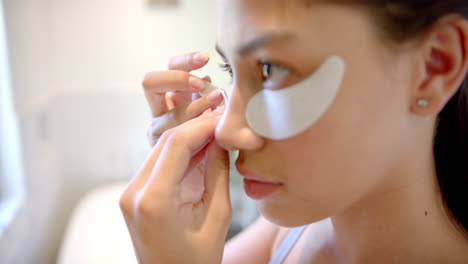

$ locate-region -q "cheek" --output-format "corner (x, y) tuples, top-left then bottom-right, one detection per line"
(288, 62), (404, 179)
(260, 66), (408, 225)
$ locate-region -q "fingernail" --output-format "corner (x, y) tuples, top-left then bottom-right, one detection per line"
(189, 76), (205, 91)
(207, 89), (221, 103)
(194, 52), (209, 64)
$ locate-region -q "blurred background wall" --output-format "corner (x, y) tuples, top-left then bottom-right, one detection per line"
(0, 0), (256, 263)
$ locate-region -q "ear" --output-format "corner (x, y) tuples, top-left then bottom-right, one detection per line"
(411, 15), (468, 116)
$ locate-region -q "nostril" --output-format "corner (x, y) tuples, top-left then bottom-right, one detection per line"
(214, 88), (265, 151)
(217, 140), (238, 152)
(215, 124), (264, 151)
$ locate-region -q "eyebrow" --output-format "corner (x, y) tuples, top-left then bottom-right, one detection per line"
(216, 32), (296, 59)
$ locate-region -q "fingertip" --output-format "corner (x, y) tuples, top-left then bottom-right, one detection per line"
(207, 89), (222, 103)
(193, 52), (210, 65)
(168, 52), (208, 71)
(202, 75), (212, 83)
(189, 76), (206, 91)
(141, 71), (154, 88)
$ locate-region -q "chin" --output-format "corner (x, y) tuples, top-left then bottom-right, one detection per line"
(257, 200), (330, 228)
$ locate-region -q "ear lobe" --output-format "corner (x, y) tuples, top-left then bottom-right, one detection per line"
(412, 17), (468, 116)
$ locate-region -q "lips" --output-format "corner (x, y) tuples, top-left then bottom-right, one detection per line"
(235, 164), (282, 200)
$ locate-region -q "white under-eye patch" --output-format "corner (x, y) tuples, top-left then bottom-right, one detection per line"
(245, 56), (346, 140)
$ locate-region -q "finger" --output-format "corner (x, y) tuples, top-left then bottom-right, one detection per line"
(179, 148), (209, 203)
(204, 141), (232, 231)
(185, 146), (208, 178)
(170, 91), (193, 107)
(126, 137), (168, 192)
(205, 142), (230, 198)
(202, 75), (212, 83)
(131, 111), (216, 191)
(171, 76), (214, 106)
(148, 111), (222, 189)
(143, 71), (207, 116)
(147, 89), (225, 144)
(168, 52), (210, 72)
(202, 148), (232, 243)
(143, 70), (206, 93)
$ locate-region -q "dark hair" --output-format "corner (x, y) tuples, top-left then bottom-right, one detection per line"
(365, 1), (468, 236)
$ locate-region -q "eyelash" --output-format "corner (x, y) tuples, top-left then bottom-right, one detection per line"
(219, 62), (233, 77)
(218, 61), (289, 88)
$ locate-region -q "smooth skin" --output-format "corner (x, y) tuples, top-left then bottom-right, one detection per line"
(120, 1), (468, 263)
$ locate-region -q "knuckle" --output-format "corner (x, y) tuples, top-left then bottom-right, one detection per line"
(158, 129), (172, 143)
(135, 197), (154, 218)
(141, 72), (152, 88)
(165, 129), (187, 147)
(141, 70), (163, 89)
(134, 194), (167, 221)
(119, 189), (134, 215)
(119, 183), (168, 221)
(158, 124), (189, 148)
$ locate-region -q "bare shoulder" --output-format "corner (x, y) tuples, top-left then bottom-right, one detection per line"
(222, 216), (281, 264)
(222, 217), (333, 264)
(272, 218), (332, 253)
(271, 219), (334, 263)
(272, 226), (294, 255)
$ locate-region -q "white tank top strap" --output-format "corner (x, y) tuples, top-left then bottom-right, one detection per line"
(268, 225), (308, 264)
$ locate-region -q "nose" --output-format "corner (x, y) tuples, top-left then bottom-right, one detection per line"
(215, 84), (264, 151)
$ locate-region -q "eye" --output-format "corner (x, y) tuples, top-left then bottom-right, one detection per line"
(219, 62), (233, 78)
(261, 62), (290, 89)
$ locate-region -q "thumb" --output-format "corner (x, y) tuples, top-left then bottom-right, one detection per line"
(204, 141), (232, 230)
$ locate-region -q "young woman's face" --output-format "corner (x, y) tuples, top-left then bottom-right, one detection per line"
(215, 0), (417, 226)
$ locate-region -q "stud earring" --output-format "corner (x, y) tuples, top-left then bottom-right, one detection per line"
(417, 98), (429, 108)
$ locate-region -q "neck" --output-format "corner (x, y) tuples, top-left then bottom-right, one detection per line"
(329, 140), (468, 263)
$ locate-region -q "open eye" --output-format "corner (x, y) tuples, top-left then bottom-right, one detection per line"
(261, 62), (290, 89)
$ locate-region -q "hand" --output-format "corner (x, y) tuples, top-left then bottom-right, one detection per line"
(143, 52), (225, 146)
(120, 109), (232, 264)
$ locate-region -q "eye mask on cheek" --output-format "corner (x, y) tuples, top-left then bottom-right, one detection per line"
(245, 56), (346, 140)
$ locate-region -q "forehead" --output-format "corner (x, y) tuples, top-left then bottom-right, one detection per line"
(216, 0), (305, 19)
(214, 0), (366, 60)
(215, 0), (309, 55)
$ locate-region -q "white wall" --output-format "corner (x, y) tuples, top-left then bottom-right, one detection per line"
(0, 0), (24, 232)
(0, 0), (254, 263)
